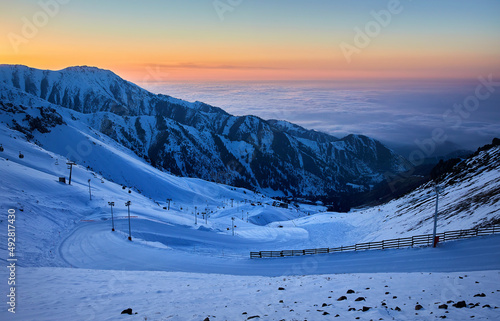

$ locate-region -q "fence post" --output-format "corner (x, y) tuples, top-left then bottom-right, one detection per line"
(382, 240), (385, 250)
(411, 236), (414, 247)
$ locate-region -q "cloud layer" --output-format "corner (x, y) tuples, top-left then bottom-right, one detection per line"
(146, 80), (500, 156)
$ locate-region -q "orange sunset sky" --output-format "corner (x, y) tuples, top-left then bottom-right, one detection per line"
(2, 0), (500, 83)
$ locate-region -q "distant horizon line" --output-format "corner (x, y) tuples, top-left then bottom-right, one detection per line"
(1, 63), (490, 87)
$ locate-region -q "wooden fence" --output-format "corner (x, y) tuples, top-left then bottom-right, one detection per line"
(250, 224), (500, 259)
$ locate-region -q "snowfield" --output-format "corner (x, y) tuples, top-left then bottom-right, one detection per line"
(9, 267), (500, 321)
(0, 111), (499, 320)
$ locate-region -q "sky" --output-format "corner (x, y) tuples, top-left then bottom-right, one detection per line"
(1, 0), (500, 153)
(2, 0), (500, 82)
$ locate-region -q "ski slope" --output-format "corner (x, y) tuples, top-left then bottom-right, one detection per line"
(4, 243), (500, 321)
(59, 221), (500, 275)
(0, 117), (499, 320)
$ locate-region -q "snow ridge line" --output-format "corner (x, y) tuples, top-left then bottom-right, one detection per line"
(250, 224), (500, 258)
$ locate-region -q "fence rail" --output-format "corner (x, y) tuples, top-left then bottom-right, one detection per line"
(250, 224), (500, 259)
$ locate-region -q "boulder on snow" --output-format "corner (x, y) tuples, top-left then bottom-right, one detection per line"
(121, 308), (133, 315)
(452, 301), (467, 308)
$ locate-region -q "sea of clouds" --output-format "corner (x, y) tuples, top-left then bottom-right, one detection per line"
(145, 79), (500, 157)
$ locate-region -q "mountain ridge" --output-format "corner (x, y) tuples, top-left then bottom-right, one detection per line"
(0, 64), (410, 200)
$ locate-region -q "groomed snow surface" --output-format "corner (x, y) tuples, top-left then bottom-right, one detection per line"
(11, 267), (500, 321)
(0, 123), (499, 320)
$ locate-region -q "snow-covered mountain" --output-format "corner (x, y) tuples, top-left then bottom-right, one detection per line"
(0, 65), (410, 198)
(0, 106), (497, 268)
(357, 140), (500, 240)
(0, 100), (499, 320)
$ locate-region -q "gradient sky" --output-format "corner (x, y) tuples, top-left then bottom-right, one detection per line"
(2, 0), (500, 82)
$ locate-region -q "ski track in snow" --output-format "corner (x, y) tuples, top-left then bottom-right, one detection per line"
(56, 219), (500, 276)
